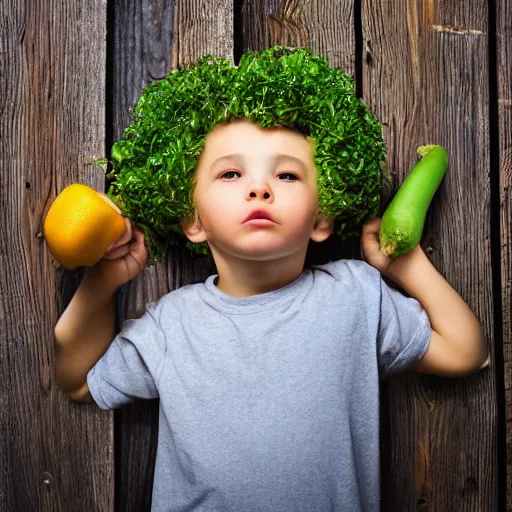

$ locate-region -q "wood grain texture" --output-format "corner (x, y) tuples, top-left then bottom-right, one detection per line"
(363, 0), (497, 510)
(110, 0), (230, 510)
(241, 0), (360, 266)
(0, 0), (111, 511)
(241, 0), (355, 75)
(496, 0), (512, 508)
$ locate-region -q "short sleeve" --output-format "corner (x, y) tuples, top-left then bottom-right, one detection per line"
(87, 301), (166, 409)
(377, 278), (431, 378)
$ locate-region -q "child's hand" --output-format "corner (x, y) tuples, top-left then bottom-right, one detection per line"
(361, 217), (423, 278)
(361, 217), (392, 274)
(94, 216), (149, 289)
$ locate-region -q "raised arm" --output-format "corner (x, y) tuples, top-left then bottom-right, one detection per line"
(55, 266), (119, 400)
(362, 218), (489, 376)
(54, 222), (148, 400)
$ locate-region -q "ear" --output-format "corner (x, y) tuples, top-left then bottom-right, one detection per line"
(310, 215), (334, 243)
(179, 210), (207, 243)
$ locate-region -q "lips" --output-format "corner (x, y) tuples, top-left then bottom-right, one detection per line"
(243, 209), (275, 223)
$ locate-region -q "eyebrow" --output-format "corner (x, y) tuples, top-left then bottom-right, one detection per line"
(209, 153), (309, 172)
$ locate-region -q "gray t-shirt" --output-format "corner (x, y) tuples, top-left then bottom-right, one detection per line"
(87, 259), (431, 512)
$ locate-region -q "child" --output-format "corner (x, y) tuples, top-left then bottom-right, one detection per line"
(54, 50), (488, 512)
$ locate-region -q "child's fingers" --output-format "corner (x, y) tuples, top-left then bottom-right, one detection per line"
(361, 217), (389, 268)
(361, 217), (380, 248)
(129, 228), (148, 263)
(362, 237), (383, 263)
(106, 218), (133, 252)
(102, 242), (132, 260)
(361, 216), (381, 237)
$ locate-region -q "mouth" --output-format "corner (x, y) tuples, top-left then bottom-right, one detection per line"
(243, 209), (275, 223)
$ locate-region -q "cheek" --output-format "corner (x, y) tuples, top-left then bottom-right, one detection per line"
(285, 187), (318, 218)
(196, 186), (239, 227)
(209, 192), (239, 216)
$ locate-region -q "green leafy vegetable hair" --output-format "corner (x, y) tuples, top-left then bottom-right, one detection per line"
(106, 45), (387, 263)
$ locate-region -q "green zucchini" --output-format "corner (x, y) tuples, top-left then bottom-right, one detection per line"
(379, 145), (448, 257)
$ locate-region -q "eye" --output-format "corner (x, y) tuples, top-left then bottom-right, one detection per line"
(219, 170), (241, 179)
(278, 172), (298, 181)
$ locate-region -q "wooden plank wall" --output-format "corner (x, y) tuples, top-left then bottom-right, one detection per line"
(497, 0), (512, 508)
(1, 0), (507, 510)
(0, 1), (113, 510)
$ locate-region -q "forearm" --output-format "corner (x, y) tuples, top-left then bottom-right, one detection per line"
(385, 246), (488, 366)
(54, 266), (118, 395)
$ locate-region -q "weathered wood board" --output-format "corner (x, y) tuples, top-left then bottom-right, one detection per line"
(497, 0), (512, 509)
(363, 0), (497, 510)
(241, 0), (355, 74)
(0, 0), (112, 511)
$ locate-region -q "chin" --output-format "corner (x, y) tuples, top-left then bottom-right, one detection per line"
(217, 240), (306, 262)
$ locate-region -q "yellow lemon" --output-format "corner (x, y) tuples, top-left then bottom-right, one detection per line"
(44, 184), (127, 269)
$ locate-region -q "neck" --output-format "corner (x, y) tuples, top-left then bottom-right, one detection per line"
(210, 247), (308, 298)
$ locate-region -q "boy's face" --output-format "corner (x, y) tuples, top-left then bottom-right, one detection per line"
(181, 118), (332, 261)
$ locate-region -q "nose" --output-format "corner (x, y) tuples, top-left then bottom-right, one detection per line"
(246, 180), (273, 202)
